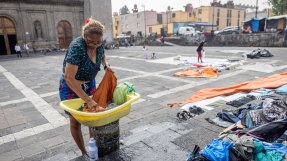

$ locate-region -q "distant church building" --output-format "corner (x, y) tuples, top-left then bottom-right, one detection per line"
(0, 0), (112, 55)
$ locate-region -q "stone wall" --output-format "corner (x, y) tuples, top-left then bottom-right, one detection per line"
(212, 33), (287, 47)
(86, 0), (113, 42)
(0, 0), (113, 52)
(166, 33), (287, 47)
(0, 0), (83, 50)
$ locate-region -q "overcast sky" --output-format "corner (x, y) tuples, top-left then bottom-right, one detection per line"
(111, 0), (270, 13)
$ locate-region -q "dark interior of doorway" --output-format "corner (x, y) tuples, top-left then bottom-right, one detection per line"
(0, 35), (7, 55)
(8, 35), (17, 54)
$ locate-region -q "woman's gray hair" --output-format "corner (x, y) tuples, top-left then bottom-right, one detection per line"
(82, 19), (105, 37)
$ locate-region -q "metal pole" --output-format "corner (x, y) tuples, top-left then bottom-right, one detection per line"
(144, 6), (146, 38)
(166, 11), (168, 37)
(170, 10), (172, 35)
(255, 0), (258, 18)
(212, 5), (215, 32)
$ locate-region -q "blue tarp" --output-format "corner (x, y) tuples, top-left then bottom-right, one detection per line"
(200, 139), (233, 161)
(243, 18), (265, 32)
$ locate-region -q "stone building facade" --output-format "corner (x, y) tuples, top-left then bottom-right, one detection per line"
(0, 0), (112, 55)
(120, 11), (158, 37)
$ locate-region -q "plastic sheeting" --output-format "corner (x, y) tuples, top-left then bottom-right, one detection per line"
(174, 68), (218, 78)
(169, 72), (287, 107)
(199, 139), (233, 161)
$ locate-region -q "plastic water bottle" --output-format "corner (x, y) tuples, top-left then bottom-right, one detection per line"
(88, 138), (98, 161)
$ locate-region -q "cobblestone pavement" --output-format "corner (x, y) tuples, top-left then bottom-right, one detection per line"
(0, 46), (286, 161)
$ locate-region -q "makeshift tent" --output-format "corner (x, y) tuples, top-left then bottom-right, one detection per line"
(266, 15), (287, 32)
(243, 18), (261, 32)
(169, 72), (287, 107)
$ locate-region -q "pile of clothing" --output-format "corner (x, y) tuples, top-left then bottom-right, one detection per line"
(206, 87), (287, 129)
(187, 84), (287, 161)
(187, 131), (287, 161)
(245, 48), (273, 59)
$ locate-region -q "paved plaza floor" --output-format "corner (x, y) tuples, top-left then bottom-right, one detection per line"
(0, 46), (286, 161)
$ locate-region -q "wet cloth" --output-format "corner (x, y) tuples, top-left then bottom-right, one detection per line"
(174, 67), (218, 78)
(168, 72), (287, 107)
(226, 95), (256, 107)
(206, 100), (227, 108)
(240, 118), (287, 143)
(231, 102), (263, 119)
(258, 92), (286, 101)
(59, 75), (96, 115)
(275, 131), (287, 144)
(205, 117), (233, 128)
(244, 97), (287, 128)
(262, 97), (287, 122)
(83, 70), (117, 112)
(217, 112), (240, 123)
(200, 139), (233, 161)
(243, 110), (267, 128)
(222, 134), (254, 160)
(62, 36), (105, 81)
(253, 140), (284, 161)
(276, 85), (287, 94)
(262, 143), (287, 156)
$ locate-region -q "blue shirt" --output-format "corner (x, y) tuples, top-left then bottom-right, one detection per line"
(62, 37), (104, 81)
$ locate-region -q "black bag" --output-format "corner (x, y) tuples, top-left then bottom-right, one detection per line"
(242, 118), (287, 142)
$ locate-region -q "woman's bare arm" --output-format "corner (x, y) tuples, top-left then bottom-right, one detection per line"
(64, 63), (93, 103)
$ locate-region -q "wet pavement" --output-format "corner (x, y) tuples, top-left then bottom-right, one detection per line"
(0, 46), (287, 161)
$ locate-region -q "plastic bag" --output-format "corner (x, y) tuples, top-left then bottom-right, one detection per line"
(112, 82), (135, 105)
(202, 51), (206, 58)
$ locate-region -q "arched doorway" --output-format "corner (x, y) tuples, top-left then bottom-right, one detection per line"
(0, 16), (17, 55)
(57, 20), (72, 49)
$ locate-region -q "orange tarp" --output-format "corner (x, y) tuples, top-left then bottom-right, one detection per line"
(84, 70), (117, 112)
(169, 72), (287, 107)
(174, 67), (218, 78)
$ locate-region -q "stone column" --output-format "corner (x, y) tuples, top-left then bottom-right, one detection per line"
(84, 0), (113, 42)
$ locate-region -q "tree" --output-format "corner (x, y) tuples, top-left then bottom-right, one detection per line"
(269, 0), (287, 15)
(119, 5), (130, 15)
(132, 4), (138, 13)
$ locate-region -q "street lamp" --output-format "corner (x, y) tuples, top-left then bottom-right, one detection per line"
(212, 3), (215, 33)
(166, 6), (173, 37)
(255, 0), (259, 18)
(141, 4), (146, 38)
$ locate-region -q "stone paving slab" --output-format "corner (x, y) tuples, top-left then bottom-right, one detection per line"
(0, 101), (49, 136)
(0, 46), (287, 161)
(108, 58), (178, 73)
(0, 75), (25, 102)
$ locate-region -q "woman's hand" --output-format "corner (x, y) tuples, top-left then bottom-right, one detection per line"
(105, 66), (113, 72)
(87, 99), (98, 109)
(87, 99), (105, 112)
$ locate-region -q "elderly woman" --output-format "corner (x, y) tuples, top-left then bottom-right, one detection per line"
(59, 18), (110, 158)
